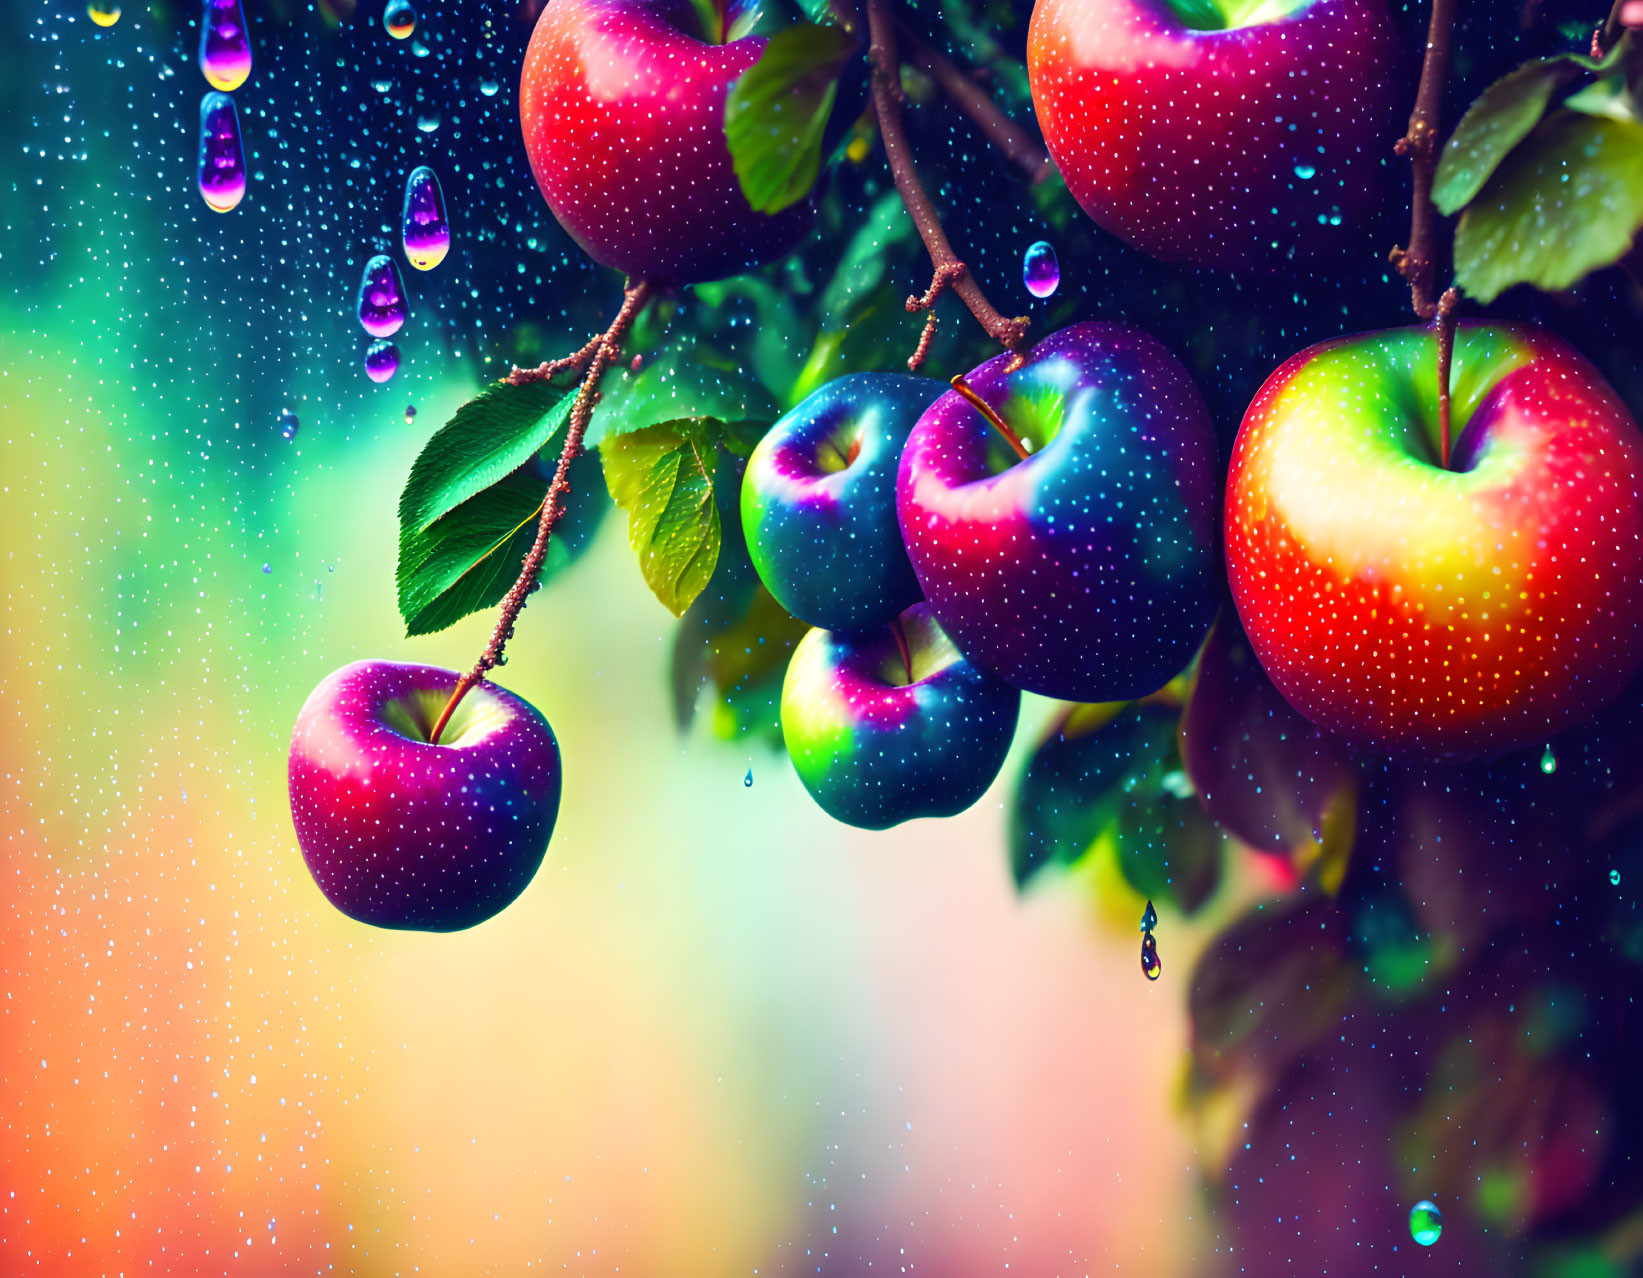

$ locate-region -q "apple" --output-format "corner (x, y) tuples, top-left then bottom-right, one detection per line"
(1224, 322), (1643, 756)
(1026, 0), (1402, 272)
(780, 604), (1020, 829)
(288, 660), (562, 931)
(896, 321), (1220, 704)
(741, 372), (943, 633)
(519, 0), (813, 284)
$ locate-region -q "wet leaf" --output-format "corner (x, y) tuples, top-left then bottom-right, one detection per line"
(603, 420), (723, 617)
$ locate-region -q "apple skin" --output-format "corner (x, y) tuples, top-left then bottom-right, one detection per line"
(288, 660), (562, 931)
(1225, 322), (1643, 757)
(897, 321), (1220, 704)
(1026, 0), (1402, 272)
(519, 0), (813, 284)
(741, 373), (943, 633)
(780, 604), (1020, 830)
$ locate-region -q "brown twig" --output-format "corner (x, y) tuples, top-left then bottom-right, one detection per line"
(428, 279), (656, 745)
(1435, 287), (1459, 468)
(1389, 0), (1459, 320)
(866, 0), (1030, 367)
(900, 28), (1053, 185)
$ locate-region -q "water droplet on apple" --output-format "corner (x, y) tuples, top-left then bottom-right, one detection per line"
(87, 1), (121, 26)
(743, 768), (753, 788)
(383, 0), (416, 39)
(278, 407), (299, 439)
(197, 91), (246, 213)
(365, 340), (400, 383)
(356, 254), (407, 338)
(1022, 240), (1059, 299)
(1293, 163), (1317, 180)
(1540, 745), (1557, 774)
(401, 165), (449, 270)
(1140, 899), (1158, 932)
(1408, 1200), (1442, 1246)
(1140, 930), (1161, 980)
(198, 0), (252, 92)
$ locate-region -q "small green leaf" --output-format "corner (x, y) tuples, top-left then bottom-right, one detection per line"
(818, 189), (916, 323)
(725, 22), (857, 215)
(398, 379), (572, 535)
(603, 421), (723, 617)
(1433, 58), (1578, 216)
(596, 342), (777, 446)
(1564, 74), (1642, 125)
(1453, 110), (1643, 302)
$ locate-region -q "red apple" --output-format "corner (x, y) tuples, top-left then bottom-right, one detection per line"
(288, 661), (562, 931)
(519, 0), (813, 284)
(1225, 322), (1643, 756)
(1026, 0), (1402, 271)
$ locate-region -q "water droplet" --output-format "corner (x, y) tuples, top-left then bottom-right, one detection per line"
(198, 0), (252, 93)
(278, 407), (299, 439)
(404, 403), (418, 425)
(1293, 163), (1317, 180)
(1612, 869), (1622, 887)
(1140, 931), (1161, 981)
(1408, 1200), (1442, 1246)
(1541, 745), (1557, 774)
(479, 78), (500, 96)
(356, 253), (407, 338)
(1022, 240), (1059, 299)
(370, 76), (394, 93)
(383, 0), (416, 39)
(415, 113), (441, 133)
(743, 768), (753, 788)
(261, 563), (271, 574)
(401, 166), (449, 270)
(1140, 899), (1158, 932)
(87, 1), (121, 26)
(197, 91), (245, 213)
(365, 340), (400, 383)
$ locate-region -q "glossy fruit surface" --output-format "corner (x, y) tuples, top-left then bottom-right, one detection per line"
(1225, 322), (1643, 756)
(897, 321), (1220, 703)
(781, 604), (1020, 829)
(1026, 0), (1401, 271)
(742, 372), (942, 633)
(288, 660), (562, 930)
(519, 0), (813, 284)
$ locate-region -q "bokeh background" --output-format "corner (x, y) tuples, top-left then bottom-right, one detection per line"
(3, 0), (1641, 1273)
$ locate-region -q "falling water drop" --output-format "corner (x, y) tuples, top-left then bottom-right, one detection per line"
(197, 91), (246, 213)
(1140, 899), (1158, 932)
(198, 0), (252, 92)
(383, 0), (416, 39)
(370, 76), (394, 93)
(261, 563), (271, 574)
(1408, 1200), (1443, 1247)
(356, 254), (408, 338)
(365, 340), (401, 383)
(1540, 745), (1557, 775)
(404, 403), (418, 426)
(1022, 240), (1060, 299)
(1612, 869), (1623, 887)
(415, 113), (441, 134)
(278, 408), (299, 439)
(1293, 162), (1318, 180)
(401, 166), (450, 270)
(1140, 931), (1161, 981)
(743, 769), (753, 788)
(88, 1), (122, 26)
(479, 78), (500, 96)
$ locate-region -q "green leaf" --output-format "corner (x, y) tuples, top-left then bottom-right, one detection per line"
(724, 22), (856, 215)
(1564, 73), (1643, 125)
(1453, 111), (1643, 302)
(396, 449), (605, 637)
(398, 379), (572, 535)
(1433, 59), (1578, 216)
(596, 342), (777, 446)
(603, 421), (724, 617)
(818, 188), (916, 323)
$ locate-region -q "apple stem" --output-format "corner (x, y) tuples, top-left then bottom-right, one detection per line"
(428, 278), (657, 746)
(1435, 286), (1459, 469)
(865, 0), (1031, 371)
(890, 616), (914, 684)
(1389, 0), (1459, 321)
(949, 374), (1030, 460)
(899, 25), (1053, 186)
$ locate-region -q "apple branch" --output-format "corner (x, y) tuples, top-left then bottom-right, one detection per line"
(866, 0), (1030, 371)
(1389, 0), (1459, 321)
(1435, 286), (1459, 468)
(900, 28), (1053, 185)
(428, 278), (656, 745)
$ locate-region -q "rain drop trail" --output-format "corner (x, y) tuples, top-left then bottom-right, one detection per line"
(365, 340), (400, 383)
(1540, 745), (1557, 774)
(1408, 1200), (1442, 1246)
(88, 2), (121, 26)
(357, 254), (408, 338)
(383, 0), (416, 40)
(278, 407), (299, 440)
(401, 166), (449, 270)
(1022, 240), (1059, 299)
(197, 92), (246, 213)
(1140, 930), (1161, 981)
(198, 0), (251, 92)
